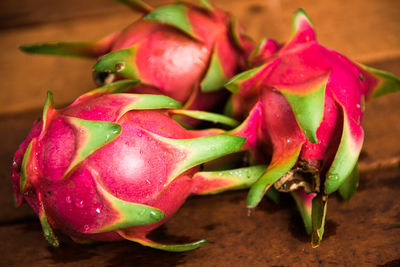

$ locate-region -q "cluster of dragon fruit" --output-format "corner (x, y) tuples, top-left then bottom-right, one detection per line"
(12, 0), (400, 251)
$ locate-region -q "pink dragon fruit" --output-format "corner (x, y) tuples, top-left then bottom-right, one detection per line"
(20, 0), (253, 117)
(226, 9), (400, 247)
(10, 80), (264, 251)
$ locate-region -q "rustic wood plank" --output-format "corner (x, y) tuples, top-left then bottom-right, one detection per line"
(0, 0), (169, 29)
(1, 168), (400, 266)
(1, 0), (400, 115)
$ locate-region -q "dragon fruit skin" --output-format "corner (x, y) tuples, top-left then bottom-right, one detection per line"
(20, 0), (253, 116)
(226, 9), (400, 246)
(11, 81), (252, 251)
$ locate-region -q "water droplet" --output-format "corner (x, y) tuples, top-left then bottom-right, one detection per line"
(150, 210), (159, 219)
(139, 209), (146, 216)
(83, 225), (90, 233)
(75, 199), (84, 208)
(329, 173), (339, 181)
(356, 104), (361, 109)
(95, 208), (101, 214)
(65, 196), (72, 204)
(137, 131), (143, 137)
(145, 179), (151, 185)
(218, 173), (222, 176)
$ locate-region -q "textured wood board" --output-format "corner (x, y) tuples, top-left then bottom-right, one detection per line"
(1, 0), (400, 114)
(1, 0), (400, 266)
(1, 170), (399, 266)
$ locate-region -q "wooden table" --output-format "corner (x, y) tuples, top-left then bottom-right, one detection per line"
(1, 0), (400, 266)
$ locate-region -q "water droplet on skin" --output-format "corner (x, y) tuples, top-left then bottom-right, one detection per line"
(137, 131), (142, 137)
(65, 196), (72, 204)
(145, 179), (151, 185)
(95, 208), (101, 214)
(150, 211), (159, 219)
(356, 104), (361, 109)
(139, 209), (146, 216)
(84, 225), (90, 233)
(75, 199), (84, 208)
(329, 173), (339, 181)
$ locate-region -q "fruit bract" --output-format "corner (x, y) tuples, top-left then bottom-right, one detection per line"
(11, 81), (256, 251)
(226, 9), (400, 247)
(20, 0), (253, 119)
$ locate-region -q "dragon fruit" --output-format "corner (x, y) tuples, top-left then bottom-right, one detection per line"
(10, 80), (265, 251)
(20, 0), (253, 118)
(226, 9), (400, 247)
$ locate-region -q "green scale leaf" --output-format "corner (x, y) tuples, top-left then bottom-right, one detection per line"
(311, 194), (328, 248)
(225, 64), (267, 94)
(89, 80), (141, 95)
(20, 140), (34, 193)
(291, 191), (314, 235)
(247, 145), (303, 209)
(338, 165), (359, 201)
(153, 133), (246, 183)
(278, 72), (330, 144)
(230, 17), (245, 50)
(63, 117), (122, 177)
(93, 45), (140, 80)
(41, 91), (57, 138)
(292, 8), (314, 35)
(192, 165), (268, 195)
(119, 232), (208, 252)
(201, 47), (229, 92)
(359, 64), (400, 98)
(144, 5), (197, 39)
(70, 83), (182, 117)
(39, 207), (59, 247)
(20, 32), (120, 58)
(198, 0), (213, 12)
(118, 94), (182, 114)
(324, 100), (364, 195)
(90, 175), (165, 233)
(170, 109), (239, 127)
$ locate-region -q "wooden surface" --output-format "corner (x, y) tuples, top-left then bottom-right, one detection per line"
(1, 0), (400, 266)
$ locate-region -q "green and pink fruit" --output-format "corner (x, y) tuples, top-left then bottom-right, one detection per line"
(11, 81), (252, 251)
(20, 0), (253, 121)
(226, 9), (400, 247)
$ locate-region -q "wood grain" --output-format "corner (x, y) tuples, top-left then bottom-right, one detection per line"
(1, 0), (400, 115)
(0, 0), (400, 266)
